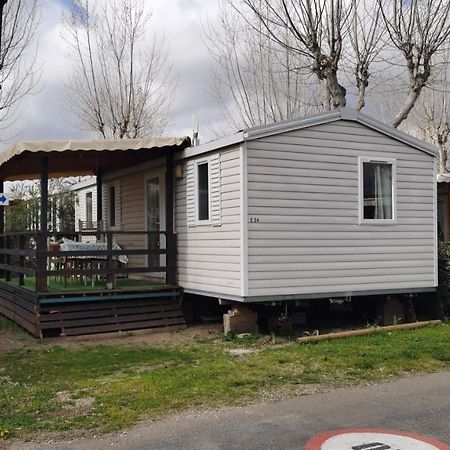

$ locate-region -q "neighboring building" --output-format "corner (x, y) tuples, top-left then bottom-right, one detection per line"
(100, 108), (438, 303)
(437, 174), (450, 241)
(72, 177), (97, 233)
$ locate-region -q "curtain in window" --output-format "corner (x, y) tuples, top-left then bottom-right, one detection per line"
(374, 164), (392, 219)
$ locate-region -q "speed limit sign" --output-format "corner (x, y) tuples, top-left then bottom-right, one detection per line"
(306, 428), (450, 450)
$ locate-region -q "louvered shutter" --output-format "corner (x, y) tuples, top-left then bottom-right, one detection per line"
(115, 181), (121, 229)
(102, 183), (108, 228)
(186, 160), (196, 227)
(103, 181), (121, 229)
(210, 154), (222, 226)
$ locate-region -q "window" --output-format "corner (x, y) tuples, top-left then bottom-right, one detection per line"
(197, 162), (210, 221)
(109, 185), (116, 227)
(186, 154), (221, 227)
(359, 158), (396, 223)
(86, 192), (93, 227)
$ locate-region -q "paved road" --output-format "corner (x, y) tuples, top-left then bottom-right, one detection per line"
(10, 370), (450, 450)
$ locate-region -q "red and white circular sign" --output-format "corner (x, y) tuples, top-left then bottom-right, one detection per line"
(306, 429), (450, 450)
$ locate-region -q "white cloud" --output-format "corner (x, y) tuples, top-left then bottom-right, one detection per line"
(0, 0), (227, 151)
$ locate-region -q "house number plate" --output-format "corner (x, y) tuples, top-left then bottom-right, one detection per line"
(306, 429), (450, 450)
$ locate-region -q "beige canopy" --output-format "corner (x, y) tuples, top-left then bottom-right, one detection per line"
(0, 136), (191, 180)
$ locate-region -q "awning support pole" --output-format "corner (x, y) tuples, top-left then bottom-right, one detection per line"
(96, 171), (102, 228)
(165, 152), (176, 285)
(37, 157), (48, 292)
(0, 179), (4, 280)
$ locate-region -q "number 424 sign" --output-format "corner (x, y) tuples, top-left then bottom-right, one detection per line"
(306, 429), (450, 450)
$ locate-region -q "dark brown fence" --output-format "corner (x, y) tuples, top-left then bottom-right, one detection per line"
(0, 230), (176, 292)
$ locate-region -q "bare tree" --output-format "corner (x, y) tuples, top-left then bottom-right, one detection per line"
(378, 0), (450, 128)
(227, 0), (450, 131)
(204, 2), (318, 130)
(63, 0), (176, 139)
(238, 0), (354, 109)
(0, 0), (40, 134)
(349, 0), (386, 111)
(416, 52), (450, 173)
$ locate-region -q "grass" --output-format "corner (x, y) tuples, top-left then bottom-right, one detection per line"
(0, 277), (165, 293)
(0, 316), (24, 334)
(0, 323), (450, 439)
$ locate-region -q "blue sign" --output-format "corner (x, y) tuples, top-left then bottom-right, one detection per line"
(0, 193), (9, 206)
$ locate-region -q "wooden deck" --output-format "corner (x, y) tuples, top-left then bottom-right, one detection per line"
(0, 229), (185, 337)
(0, 282), (186, 338)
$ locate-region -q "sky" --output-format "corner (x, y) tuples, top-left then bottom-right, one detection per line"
(1, 0), (225, 151)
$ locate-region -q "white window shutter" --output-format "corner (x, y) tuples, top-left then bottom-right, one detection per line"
(186, 160), (196, 227)
(210, 154), (222, 226)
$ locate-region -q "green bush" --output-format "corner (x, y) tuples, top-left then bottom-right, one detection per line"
(438, 240), (450, 314)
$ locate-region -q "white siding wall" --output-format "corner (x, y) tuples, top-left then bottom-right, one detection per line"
(74, 186), (97, 231)
(246, 120), (436, 298)
(175, 147), (242, 297)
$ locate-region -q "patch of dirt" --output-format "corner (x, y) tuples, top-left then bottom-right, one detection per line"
(227, 348), (258, 356)
(1, 323), (224, 353)
(56, 391), (95, 415)
(0, 331), (35, 354)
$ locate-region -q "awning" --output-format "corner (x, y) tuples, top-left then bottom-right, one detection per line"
(437, 173), (450, 183)
(0, 136), (191, 180)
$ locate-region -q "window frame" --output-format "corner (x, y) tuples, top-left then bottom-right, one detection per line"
(195, 157), (212, 225)
(358, 156), (397, 225)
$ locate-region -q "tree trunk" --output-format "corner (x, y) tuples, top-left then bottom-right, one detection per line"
(391, 89), (421, 128)
(355, 65), (369, 111)
(327, 70), (346, 108)
(439, 145), (448, 174)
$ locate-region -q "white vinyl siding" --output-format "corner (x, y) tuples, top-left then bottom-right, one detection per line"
(246, 120), (436, 298)
(74, 187), (97, 232)
(176, 148), (241, 297)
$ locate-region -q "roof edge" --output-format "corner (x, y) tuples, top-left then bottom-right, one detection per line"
(243, 107), (438, 158)
(175, 132), (244, 160)
(243, 109), (342, 141)
(177, 108), (437, 160)
(352, 109), (438, 158)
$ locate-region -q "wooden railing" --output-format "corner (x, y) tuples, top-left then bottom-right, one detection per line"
(0, 230), (177, 292)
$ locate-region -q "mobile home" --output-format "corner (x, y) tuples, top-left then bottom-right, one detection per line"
(0, 108), (438, 336)
(104, 107), (438, 302)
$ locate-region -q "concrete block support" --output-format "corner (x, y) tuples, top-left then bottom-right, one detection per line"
(223, 306), (258, 335)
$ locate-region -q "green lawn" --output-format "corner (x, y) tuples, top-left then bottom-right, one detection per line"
(0, 277), (166, 293)
(1, 323), (450, 439)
